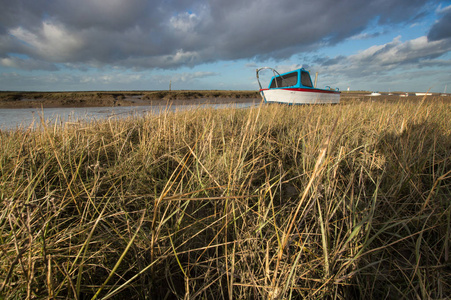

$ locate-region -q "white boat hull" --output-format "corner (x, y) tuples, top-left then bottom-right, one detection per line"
(260, 88), (340, 104)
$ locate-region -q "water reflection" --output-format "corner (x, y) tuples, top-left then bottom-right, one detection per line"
(0, 102), (258, 130)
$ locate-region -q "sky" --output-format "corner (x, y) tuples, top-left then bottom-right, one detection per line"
(1, 0), (451, 93)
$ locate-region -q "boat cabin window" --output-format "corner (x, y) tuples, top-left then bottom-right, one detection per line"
(301, 71), (313, 87)
(270, 72), (298, 88)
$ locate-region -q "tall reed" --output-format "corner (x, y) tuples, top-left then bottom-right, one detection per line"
(0, 97), (450, 299)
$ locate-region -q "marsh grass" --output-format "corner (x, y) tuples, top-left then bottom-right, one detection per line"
(0, 98), (450, 299)
(0, 90), (260, 110)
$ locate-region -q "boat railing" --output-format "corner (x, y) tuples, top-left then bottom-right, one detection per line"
(256, 67), (282, 90)
(325, 86), (339, 92)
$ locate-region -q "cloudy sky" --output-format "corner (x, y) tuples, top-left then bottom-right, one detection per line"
(1, 0), (450, 92)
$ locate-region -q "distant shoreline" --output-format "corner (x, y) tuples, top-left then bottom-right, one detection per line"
(0, 90), (261, 109)
(1, 90), (446, 109)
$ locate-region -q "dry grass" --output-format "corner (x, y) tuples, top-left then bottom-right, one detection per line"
(0, 97), (450, 299)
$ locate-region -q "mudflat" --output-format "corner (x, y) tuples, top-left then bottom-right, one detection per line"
(1, 90), (440, 109)
(0, 90), (261, 108)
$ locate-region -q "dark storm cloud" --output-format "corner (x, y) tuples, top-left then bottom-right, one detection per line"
(0, 0), (442, 70)
(428, 6), (451, 41)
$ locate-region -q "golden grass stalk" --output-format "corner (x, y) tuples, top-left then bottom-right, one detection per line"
(0, 97), (450, 299)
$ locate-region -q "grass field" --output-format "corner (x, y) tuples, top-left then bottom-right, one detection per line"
(0, 96), (450, 299)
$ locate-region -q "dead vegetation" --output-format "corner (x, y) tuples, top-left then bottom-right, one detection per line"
(0, 91), (260, 108)
(0, 97), (450, 299)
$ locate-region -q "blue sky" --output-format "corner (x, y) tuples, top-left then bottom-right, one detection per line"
(1, 0), (451, 92)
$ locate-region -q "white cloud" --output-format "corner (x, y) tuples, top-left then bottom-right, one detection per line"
(0, 56), (57, 71)
(172, 71), (216, 82)
(170, 12), (200, 33)
(436, 4), (451, 14)
(10, 22), (84, 62)
(311, 35), (451, 92)
(350, 36), (451, 67)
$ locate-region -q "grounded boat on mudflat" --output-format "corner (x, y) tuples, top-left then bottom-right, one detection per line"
(256, 67), (340, 104)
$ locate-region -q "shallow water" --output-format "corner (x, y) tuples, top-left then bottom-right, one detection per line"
(0, 102), (257, 130)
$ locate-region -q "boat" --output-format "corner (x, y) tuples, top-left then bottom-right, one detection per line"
(256, 67), (340, 104)
(368, 92), (381, 96)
